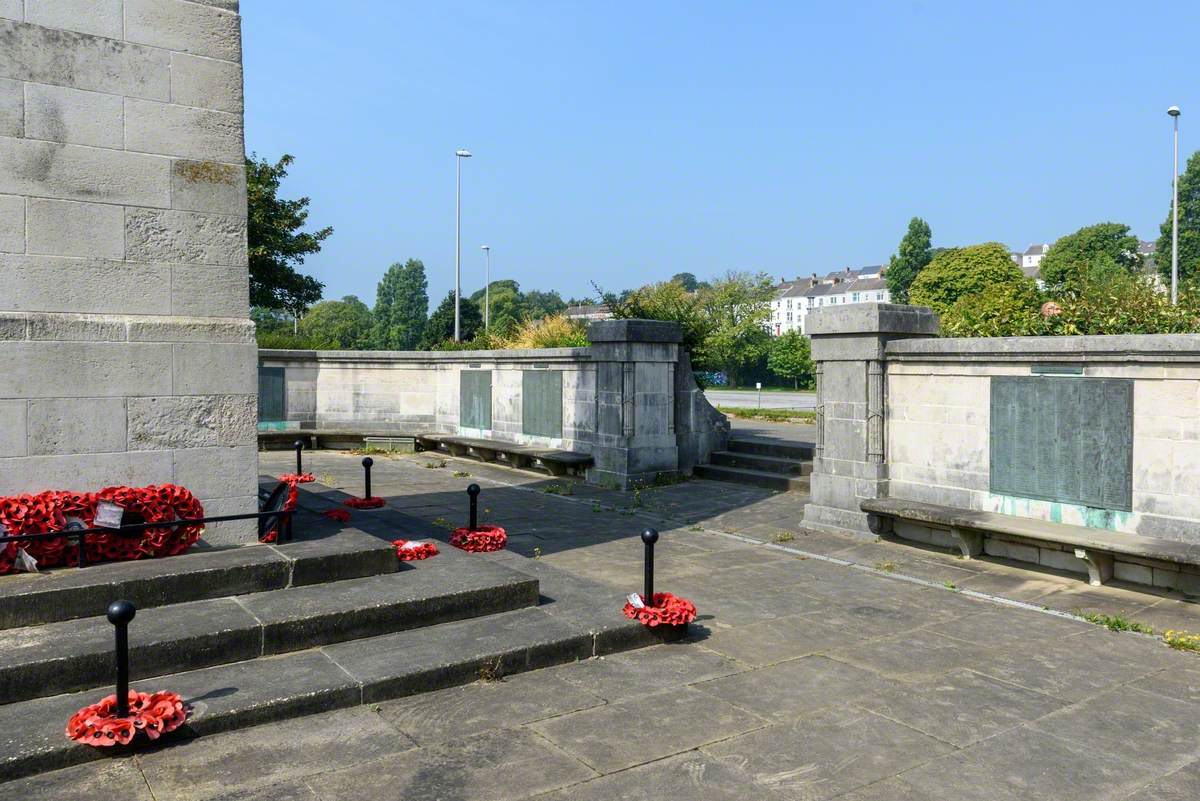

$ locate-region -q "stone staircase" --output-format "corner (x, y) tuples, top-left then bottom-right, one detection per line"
(0, 504), (676, 782)
(693, 437), (813, 492)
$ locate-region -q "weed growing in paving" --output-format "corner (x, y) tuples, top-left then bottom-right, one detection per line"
(423, 459), (447, 469)
(1079, 611), (1154, 634)
(592, 502), (603, 513)
(319, 473), (337, 486)
(689, 524), (704, 531)
(477, 656), (504, 683)
(453, 470), (471, 478)
(350, 446), (391, 456)
(772, 531), (795, 543)
(1164, 630), (1200, 652)
(432, 517), (454, 530)
(942, 580), (957, 591)
(875, 561), (897, 573)
(532, 546), (542, 559)
(543, 483), (573, 496)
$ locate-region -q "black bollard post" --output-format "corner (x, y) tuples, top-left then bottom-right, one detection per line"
(467, 484), (480, 531)
(293, 439), (305, 475)
(107, 600), (136, 717)
(641, 528), (658, 604)
(362, 457), (374, 499)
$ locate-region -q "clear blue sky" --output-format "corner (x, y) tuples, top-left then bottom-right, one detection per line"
(243, 1), (1199, 307)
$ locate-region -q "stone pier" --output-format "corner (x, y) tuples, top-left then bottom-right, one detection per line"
(0, 2), (256, 543)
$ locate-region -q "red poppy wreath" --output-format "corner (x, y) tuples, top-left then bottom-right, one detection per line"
(622, 592), (697, 628)
(450, 525), (507, 553)
(343, 496), (385, 509)
(393, 539), (440, 560)
(277, 473), (315, 484)
(0, 484), (204, 574)
(67, 690), (188, 748)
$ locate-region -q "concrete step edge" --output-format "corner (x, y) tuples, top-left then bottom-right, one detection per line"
(0, 558), (540, 706)
(694, 464), (811, 491)
(709, 451), (812, 475)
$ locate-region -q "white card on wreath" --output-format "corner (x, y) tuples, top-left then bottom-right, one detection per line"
(627, 593), (645, 609)
(94, 501), (124, 529)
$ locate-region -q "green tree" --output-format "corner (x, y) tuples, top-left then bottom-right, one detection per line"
(600, 279), (711, 363)
(246, 154), (332, 316)
(695, 271), (775, 387)
(1040, 222), (1142, 291)
(1158, 150), (1200, 285)
(671, 272), (700, 291)
(522, 289), (567, 320)
(885, 217), (933, 303)
(297, 295), (374, 349)
(767, 330), (814, 388)
(471, 280), (522, 335)
(371, 259), (428, 349)
(421, 291), (482, 348)
(909, 243), (1027, 314)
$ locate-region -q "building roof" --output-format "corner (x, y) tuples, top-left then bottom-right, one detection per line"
(1138, 240), (1156, 255)
(1023, 243), (1049, 256)
(564, 303), (610, 317)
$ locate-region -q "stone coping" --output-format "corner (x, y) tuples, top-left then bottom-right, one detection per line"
(259, 347), (592, 363)
(886, 333), (1200, 362)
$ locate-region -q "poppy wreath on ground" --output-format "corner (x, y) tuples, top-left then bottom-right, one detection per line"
(0, 485), (204, 574)
(67, 690), (188, 747)
(449, 525), (507, 553)
(393, 539), (439, 560)
(322, 508), (351, 523)
(278, 473), (315, 484)
(259, 476), (303, 544)
(622, 592), (697, 628)
(343, 496), (385, 509)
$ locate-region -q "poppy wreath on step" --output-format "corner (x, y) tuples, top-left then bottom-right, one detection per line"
(0, 485), (204, 574)
(450, 525), (507, 553)
(67, 690), (188, 747)
(322, 508), (351, 523)
(278, 473), (315, 484)
(393, 539), (439, 560)
(623, 592), (697, 628)
(343, 496), (385, 509)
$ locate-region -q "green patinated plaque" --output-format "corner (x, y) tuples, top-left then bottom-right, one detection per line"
(523, 370), (563, 438)
(460, 370), (492, 430)
(258, 366), (286, 422)
(990, 376), (1132, 511)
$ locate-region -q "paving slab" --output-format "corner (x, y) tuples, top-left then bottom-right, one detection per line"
(542, 641), (744, 702)
(691, 616), (848, 667)
(0, 759), (153, 801)
(856, 668), (1068, 747)
(703, 705), (955, 801)
(825, 628), (992, 681)
(304, 727), (596, 800)
(376, 670), (605, 747)
(1130, 666), (1200, 704)
(137, 706), (415, 801)
(898, 727), (1163, 801)
(530, 751), (795, 801)
(530, 686), (764, 773)
(691, 655), (897, 724)
(1126, 759), (1200, 801)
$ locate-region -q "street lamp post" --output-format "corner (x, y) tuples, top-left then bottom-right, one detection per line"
(481, 245), (491, 329)
(455, 149), (472, 340)
(1169, 106), (1181, 305)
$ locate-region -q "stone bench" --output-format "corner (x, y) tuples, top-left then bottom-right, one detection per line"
(258, 430), (416, 452)
(415, 434), (593, 477)
(861, 497), (1200, 588)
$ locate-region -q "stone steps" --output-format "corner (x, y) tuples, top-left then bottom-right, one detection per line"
(0, 582), (679, 782)
(693, 463), (811, 492)
(0, 528), (398, 630)
(709, 450), (813, 475)
(0, 553), (539, 704)
(726, 437), (813, 461)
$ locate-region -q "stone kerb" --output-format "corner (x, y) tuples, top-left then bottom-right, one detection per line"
(803, 303), (939, 538)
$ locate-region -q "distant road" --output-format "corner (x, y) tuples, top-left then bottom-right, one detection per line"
(703, 389), (816, 410)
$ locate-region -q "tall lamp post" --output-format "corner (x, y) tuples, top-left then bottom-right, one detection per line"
(1169, 106), (1181, 305)
(455, 149), (472, 340)
(480, 245), (491, 329)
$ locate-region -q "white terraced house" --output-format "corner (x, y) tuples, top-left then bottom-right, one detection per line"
(769, 266), (890, 335)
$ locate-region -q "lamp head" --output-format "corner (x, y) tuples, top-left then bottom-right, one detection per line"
(481, 245), (489, 252)
(1168, 106), (1181, 117)
(456, 149), (472, 158)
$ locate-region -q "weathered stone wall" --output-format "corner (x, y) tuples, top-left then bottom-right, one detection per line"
(886, 336), (1200, 547)
(0, 2), (256, 544)
(260, 320), (729, 488)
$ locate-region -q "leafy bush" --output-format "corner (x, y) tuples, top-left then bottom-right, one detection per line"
(1038, 222), (1142, 291)
(940, 278), (1047, 337)
(500, 315), (589, 348)
(909, 243), (1028, 314)
(601, 279), (711, 359)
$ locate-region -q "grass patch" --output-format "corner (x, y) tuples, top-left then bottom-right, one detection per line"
(452, 470), (471, 478)
(543, 483), (574, 496)
(717, 406), (816, 424)
(875, 560), (897, 573)
(591, 502), (602, 513)
(942, 580), (957, 591)
(771, 531), (795, 544)
(1079, 611), (1154, 634)
(422, 459), (447, 469)
(689, 524), (704, 531)
(349, 446), (391, 456)
(1164, 630), (1200, 652)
